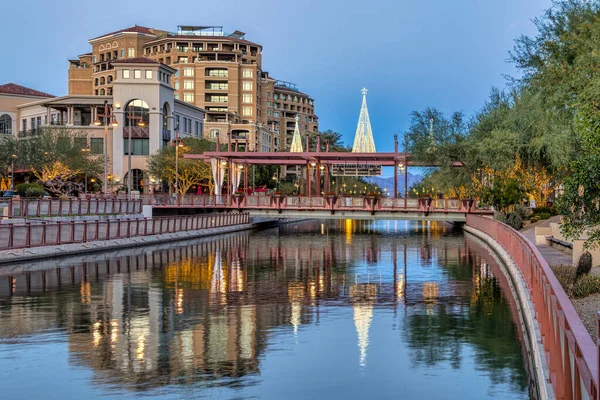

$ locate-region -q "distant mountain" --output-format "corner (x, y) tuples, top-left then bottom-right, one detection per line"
(367, 173), (423, 196)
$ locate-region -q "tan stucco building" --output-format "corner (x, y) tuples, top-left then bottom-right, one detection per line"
(67, 25), (318, 152)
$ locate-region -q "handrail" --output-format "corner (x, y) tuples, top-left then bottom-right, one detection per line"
(0, 213), (249, 250)
(466, 214), (599, 400)
(5, 198), (143, 217)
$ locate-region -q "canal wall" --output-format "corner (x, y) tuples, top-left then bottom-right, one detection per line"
(463, 225), (554, 400)
(0, 221), (269, 265)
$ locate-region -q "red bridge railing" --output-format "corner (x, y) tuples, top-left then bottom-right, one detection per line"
(147, 194), (486, 213)
(3, 198), (143, 217)
(466, 214), (599, 400)
(0, 213), (249, 250)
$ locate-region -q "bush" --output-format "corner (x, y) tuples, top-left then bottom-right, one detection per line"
(572, 274), (600, 298)
(551, 265), (577, 290)
(15, 183), (46, 198)
(505, 212), (523, 230)
(494, 211), (507, 223)
(576, 251), (593, 279)
(537, 212), (551, 220)
(530, 216), (540, 223)
(514, 204), (531, 220)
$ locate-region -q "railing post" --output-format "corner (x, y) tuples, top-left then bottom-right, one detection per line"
(25, 223), (31, 248)
(41, 222), (46, 245)
(83, 221), (87, 242)
(57, 221), (62, 244)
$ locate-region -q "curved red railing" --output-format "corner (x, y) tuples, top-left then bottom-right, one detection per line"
(466, 214), (599, 400)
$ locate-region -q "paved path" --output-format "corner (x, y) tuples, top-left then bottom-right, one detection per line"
(521, 216), (572, 266)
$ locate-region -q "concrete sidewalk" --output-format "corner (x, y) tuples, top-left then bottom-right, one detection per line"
(521, 216), (572, 266)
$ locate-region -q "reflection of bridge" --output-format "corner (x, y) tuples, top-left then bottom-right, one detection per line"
(151, 194), (491, 221)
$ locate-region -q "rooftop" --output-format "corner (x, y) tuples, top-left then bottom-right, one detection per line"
(0, 83), (54, 98)
(89, 25), (158, 41)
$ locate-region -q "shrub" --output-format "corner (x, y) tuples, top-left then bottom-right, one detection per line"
(494, 211), (507, 223)
(532, 206), (557, 216)
(550, 265), (576, 291)
(530, 216), (540, 223)
(506, 212), (523, 230)
(15, 183), (46, 198)
(514, 204), (531, 220)
(571, 274), (600, 298)
(537, 212), (551, 220)
(575, 251), (593, 279)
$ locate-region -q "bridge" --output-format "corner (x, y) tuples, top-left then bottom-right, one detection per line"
(150, 194), (490, 221)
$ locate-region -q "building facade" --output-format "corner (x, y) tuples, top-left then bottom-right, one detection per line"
(68, 25), (318, 152)
(1, 61), (205, 194)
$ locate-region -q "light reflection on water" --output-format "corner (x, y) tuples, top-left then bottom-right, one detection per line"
(0, 220), (530, 399)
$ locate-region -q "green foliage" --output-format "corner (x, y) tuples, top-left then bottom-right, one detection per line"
(536, 212), (551, 220)
(532, 207), (557, 216)
(16, 183), (46, 198)
(550, 264), (600, 298)
(530, 216), (541, 223)
(572, 274), (600, 298)
(505, 212), (523, 230)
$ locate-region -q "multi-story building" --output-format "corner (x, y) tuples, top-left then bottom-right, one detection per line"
(1, 60), (205, 194)
(68, 25), (318, 152)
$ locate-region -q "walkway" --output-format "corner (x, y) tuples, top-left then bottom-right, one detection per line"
(521, 216), (572, 266)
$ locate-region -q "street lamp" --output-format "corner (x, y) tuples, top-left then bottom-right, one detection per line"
(93, 100), (118, 195)
(172, 131), (184, 197)
(10, 154), (17, 190)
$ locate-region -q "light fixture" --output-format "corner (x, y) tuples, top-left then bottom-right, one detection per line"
(111, 119), (119, 127)
(310, 161), (316, 167)
(239, 165), (244, 170)
(319, 165), (325, 170)
(221, 160), (227, 166)
(138, 120), (145, 127)
(114, 103), (121, 109)
(93, 119), (102, 126)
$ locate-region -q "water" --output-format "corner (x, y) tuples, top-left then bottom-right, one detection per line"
(0, 220), (530, 399)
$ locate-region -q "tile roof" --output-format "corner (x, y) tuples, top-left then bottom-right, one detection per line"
(0, 83), (54, 98)
(90, 25), (156, 41)
(110, 57), (160, 64)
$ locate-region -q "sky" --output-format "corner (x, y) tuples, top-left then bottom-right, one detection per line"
(2, 0), (551, 152)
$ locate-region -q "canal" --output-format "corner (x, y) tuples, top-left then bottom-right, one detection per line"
(0, 220), (531, 399)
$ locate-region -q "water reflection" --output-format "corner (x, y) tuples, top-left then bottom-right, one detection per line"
(0, 220), (530, 399)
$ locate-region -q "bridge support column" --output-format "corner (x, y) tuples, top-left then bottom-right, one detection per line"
(316, 161), (321, 196)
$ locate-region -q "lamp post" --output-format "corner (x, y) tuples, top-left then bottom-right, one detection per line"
(93, 100), (118, 195)
(10, 154), (17, 190)
(81, 146), (91, 193)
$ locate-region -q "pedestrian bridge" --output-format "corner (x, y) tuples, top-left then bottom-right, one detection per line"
(150, 194), (492, 221)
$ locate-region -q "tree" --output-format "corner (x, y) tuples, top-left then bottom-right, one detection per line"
(147, 137), (215, 195)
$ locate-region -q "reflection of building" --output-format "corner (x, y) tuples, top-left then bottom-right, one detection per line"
(67, 25), (319, 152)
(2, 62), (205, 193)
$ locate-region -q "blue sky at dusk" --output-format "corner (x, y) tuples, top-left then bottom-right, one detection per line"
(2, 0), (550, 151)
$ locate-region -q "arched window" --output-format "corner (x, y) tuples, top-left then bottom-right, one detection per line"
(124, 169), (147, 193)
(209, 128), (220, 138)
(100, 77), (105, 85)
(0, 114), (11, 134)
(107, 75), (113, 83)
(94, 78), (98, 86)
(125, 99), (150, 127)
(99, 89), (105, 95)
(162, 102), (171, 130)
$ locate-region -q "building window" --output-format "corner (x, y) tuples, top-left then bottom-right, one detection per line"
(273, 112), (280, 118)
(195, 121), (199, 136)
(242, 107), (252, 116)
(274, 94), (279, 100)
(134, 70), (141, 79)
(174, 69), (180, 77)
(209, 95), (228, 103)
(267, 101), (271, 107)
(184, 93), (194, 102)
(174, 93), (180, 100)
(107, 75), (113, 83)
(145, 70), (153, 79)
(242, 81), (253, 91)
(242, 69), (253, 78)
(120, 49), (124, 58)
(187, 118), (192, 133)
(182, 117), (188, 133)
(123, 138), (149, 155)
(36, 116), (41, 128)
(208, 82), (228, 90)
(268, 92), (271, 98)
(174, 81), (180, 90)
(209, 128), (220, 138)
(127, 48), (135, 57)
(94, 78), (98, 86)
(183, 67), (194, 76)
(124, 99), (150, 127)
(0, 114), (11, 134)
(178, 56), (188, 64)
(242, 94), (253, 103)
(175, 115), (180, 130)
(267, 110), (271, 116)
(207, 68), (228, 77)
(123, 70), (130, 79)
(90, 138), (103, 154)
(183, 80), (194, 89)
(100, 89), (105, 95)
